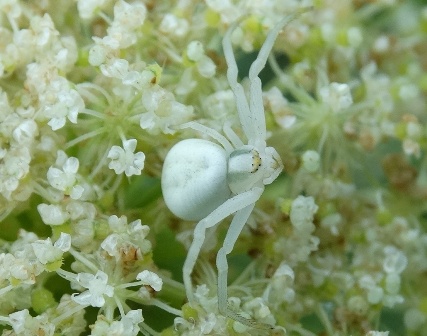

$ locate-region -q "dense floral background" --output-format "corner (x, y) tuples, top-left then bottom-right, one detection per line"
(0, 0), (426, 335)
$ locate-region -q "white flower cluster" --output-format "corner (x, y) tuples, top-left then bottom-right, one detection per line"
(90, 309), (143, 336)
(139, 86), (194, 135)
(274, 195), (319, 264)
(0, 231), (70, 296)
(101, 215), (152, 263)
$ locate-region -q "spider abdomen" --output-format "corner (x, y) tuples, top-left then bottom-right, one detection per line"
(161, 138), (232, 221)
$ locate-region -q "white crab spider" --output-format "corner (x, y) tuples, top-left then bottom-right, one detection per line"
(161, 16), (296, 327)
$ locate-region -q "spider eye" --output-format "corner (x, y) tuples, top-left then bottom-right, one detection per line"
(227, 147), (262, 193)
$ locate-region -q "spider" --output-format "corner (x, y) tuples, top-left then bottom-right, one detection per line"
(161, 15), (299, 328)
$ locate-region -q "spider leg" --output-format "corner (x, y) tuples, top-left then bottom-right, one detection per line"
(247, 15), (298, 146)
(179, 121), (234, 153)
(183, 188), (263, 303)
(216, 202), (270, 329)
(222, 24), (253, 142)
(223, 121), (244, 148)
(248, 15), (297, 80)
(216, 203), (254, 312)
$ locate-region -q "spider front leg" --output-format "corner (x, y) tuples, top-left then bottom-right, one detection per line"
(223, 14), (302, 144)
(248, 15), (300, 145)
(222, 23), (253, 140)
(183, 188), (263, 302)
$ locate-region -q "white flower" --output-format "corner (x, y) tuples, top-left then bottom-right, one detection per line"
(100, 58), (129, 79)
(37, 203), (70, 225)
(365, 332), (389, 336)
(109, 310), (143, 336)
(102, 216), (152, 261)
(404, 308), (426, 331)
(12, 119), (38, 145)
(290, 196), (318, 233)
(302, 150), (320, 173)
(31, 233), (71, 265)
(270, 263), (295, 300)
(0, 146), (31, 199)
(136, 270), (163, 291)
(243, 297), (273, 320)
(47, 152), (84, 199)
(100, 234), (120, 257)
(139, 86), (193, 134)
(159, 13), (189, 37)
(72, 270), (114, 307)
(263, 87), (295, 129)
(30, 72), (84, 131)
(197, 55), (216, 78)
(383, 246), (407, 274)
(0, 0), (22, 18)
(9, 309), (55, 336)
(187, 41), (204, 62)
(77, 0), (107, 19)
(107, 139), (145, 176)
(90, 310), (143, 336)
(113, 0), (147, 30)
(186, 41), (216, 78)
(30, 14), (58, 47)
(319, 82), (353, 112)
(88, 43), (108, 66)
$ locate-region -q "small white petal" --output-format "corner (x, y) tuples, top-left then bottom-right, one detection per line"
(55, 233), (71, 251)
(136, 270), (163, 291)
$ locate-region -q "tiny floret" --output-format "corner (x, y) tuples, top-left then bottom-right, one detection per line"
(302, 150), (320, 172)
(37, 204), (70, 225)
(47, 151), (84, 199)
(136, 270), (163, 291)
(8, 309), (55, 335)
(319, 82), (353, 112)
(31, 232), (71, 266)
(290, 196), (318, 232)
(107, 139), (145, 176)
(72, 270), (114, 307)
(77, 0), (107, 19)
(383, 246), (407, 274)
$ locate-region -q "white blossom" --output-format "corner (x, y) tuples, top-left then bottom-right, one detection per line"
(263, 87), (295, 129)
(136, 270), (163, 291)
(159, 14), (189, 37)
(107, 139), (145, 176)
(187, 41), (204, 62)
(302, 150), (320, 172)
(290, 195), (318, 233)
(383, 246), (408, 274)
(72, 271), (114, 307)
(319, 82), (353, 112)
(8, 309), (55, 336)
(90, 310), (143, 336)
(112, 0), (147, 31)
(197, 55), (216, 78)
(0, 146), (31, 199)
(404, 308), (426, 331)
(365, 332), (389, 336)
(12, 119), (38, 145)
(37, 204), (69, 225)
(47, 152), (84, 199)
(139, 86), (193, 134)
(31, 233), (71, 266)
(77, 0), (107, 19)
